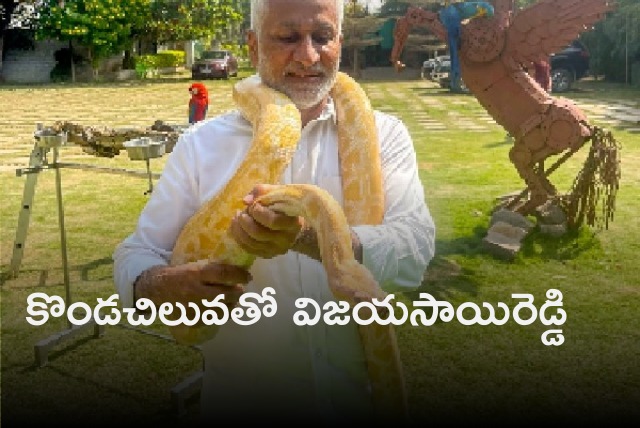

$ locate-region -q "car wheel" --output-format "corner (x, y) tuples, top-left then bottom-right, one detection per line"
(552, 68), (573, 93)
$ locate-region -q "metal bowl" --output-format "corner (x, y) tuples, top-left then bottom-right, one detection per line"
(123, 137), (166, 160)
(35, 132), (67, 148)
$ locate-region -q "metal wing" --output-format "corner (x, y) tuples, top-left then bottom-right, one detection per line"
(504, 0), (614, 65)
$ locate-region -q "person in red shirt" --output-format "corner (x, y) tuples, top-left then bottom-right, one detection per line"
(532, 59), (552, 93)
(188, 82), (209, 124)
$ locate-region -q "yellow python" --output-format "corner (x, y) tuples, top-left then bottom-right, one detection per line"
(169, 72), (408, 419)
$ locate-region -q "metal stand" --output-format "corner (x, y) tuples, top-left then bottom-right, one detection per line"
(10, 137), (107, 364)
(10, 146), (161, 276)
(117, 322), (204, 417)
(144, 158), (154, 195)
(10, 132), (200, 415)
(171, 370), (204, 417)
(10, 143), (47, 277)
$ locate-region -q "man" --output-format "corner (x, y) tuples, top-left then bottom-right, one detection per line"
(113, 0), (435, 423)
(532, 59), (552, 93)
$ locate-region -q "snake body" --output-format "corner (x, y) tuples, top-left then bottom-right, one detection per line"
(169, 72), (407, 419)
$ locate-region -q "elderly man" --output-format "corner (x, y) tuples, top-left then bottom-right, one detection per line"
(113, 0), (435, 423)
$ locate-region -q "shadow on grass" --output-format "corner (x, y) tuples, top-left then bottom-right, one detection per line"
(484, 138), (514, 148)
(408, 224), (603, 303)
(518, 226), (603, 261)
(0, 257), (117, 290)
(78, 256), (114, 281)
(407, 225), (489, 302)
(408, 87), (469, 98)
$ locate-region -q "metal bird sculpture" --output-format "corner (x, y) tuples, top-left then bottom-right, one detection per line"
(391, 0), (620, 230)
(439, 1), (494, 92)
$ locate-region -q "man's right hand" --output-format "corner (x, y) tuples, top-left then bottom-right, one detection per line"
(132, 262), (250, 345)
(134, 261), (250, 310)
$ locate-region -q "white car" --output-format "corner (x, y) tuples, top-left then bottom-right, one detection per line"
(430, 60), (451, 81)
(421, 55), (450, 80)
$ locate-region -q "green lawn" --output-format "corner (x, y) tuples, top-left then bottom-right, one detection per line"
(1, 72), (639, 425)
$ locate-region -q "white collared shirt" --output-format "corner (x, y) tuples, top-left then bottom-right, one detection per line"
(113, 99), (435, 422)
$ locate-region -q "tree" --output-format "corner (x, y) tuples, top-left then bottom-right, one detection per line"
(1, 0), (37, 34)
(2, 1), (40, 58)
(147, 0), (243, 44)
(36, 0), (151, 80)
(342, 1), (384, 75)
(580, 0), (640, 83)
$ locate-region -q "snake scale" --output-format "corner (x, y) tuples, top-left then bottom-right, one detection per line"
(169, 72), (408, 419)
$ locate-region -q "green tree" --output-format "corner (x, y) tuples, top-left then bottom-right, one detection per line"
(36, 0), (151, 80)
(581, 0), (640, 83)
(147, 0), (243, 44)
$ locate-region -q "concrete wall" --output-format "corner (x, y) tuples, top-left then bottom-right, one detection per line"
(1, 39), (67, 84)
(1, 39), (127, 84)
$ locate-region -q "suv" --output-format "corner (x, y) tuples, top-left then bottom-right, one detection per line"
(550, 40), (590, 93)
(191, 50), (239, 80)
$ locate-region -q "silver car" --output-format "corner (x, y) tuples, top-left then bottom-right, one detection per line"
(421, 55), (450, 80)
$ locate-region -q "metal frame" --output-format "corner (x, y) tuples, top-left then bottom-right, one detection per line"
(9, 131), (202, 416)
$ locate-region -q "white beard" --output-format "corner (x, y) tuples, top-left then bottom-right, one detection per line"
(257, 53), (339, 110)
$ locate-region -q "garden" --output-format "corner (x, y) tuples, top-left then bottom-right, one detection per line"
(1, 71), (639, 424)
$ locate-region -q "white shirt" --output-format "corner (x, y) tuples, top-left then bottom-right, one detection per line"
(113, 99), (435, 423)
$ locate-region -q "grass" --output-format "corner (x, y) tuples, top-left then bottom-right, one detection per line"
(1, 71), (639, 425)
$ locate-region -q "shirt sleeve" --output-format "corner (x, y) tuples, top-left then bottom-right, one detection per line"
(351, 112), (436, 293)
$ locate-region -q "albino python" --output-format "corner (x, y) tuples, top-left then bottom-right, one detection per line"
(168, 72), (408, 420)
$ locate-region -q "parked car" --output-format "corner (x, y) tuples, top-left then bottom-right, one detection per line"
(421, 55), (450, 80)
(430, 59), (451, 81)
(191, 50), (239, 80)
(550, 40), (591, 93)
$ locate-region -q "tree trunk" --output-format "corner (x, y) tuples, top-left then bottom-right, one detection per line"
(88, 49), (99, 81)
(352, 47), (359, 77)
(69, 40), (76, 83)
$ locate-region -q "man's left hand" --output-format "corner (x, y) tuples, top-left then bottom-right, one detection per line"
(230, 184), (303, 258)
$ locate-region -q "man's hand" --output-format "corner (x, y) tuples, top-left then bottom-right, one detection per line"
(134, 261), (250, 345)
(134, 261), (250, 310)
(230, 184), (303, 259)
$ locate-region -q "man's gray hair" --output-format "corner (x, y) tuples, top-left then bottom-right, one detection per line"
(250, 0), (344, 35)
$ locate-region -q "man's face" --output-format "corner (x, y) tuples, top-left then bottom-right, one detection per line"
(248, 0), (342, 110)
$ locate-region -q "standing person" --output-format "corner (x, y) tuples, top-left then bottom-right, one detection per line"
(507, 58), (552, 141)
(113, 0), (435, 424)
(532, 58), (552, 93)
(188, 82), (209, 124)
